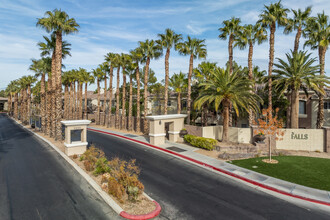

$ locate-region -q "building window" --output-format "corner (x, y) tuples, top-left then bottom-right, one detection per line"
(299, 100), (306, 114)
(167, 100), (171, 106)
(324, 101), (330, 109)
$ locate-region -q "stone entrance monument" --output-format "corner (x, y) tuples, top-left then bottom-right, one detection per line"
(146, 114), (187, 145)
(61, 120), (91, 156)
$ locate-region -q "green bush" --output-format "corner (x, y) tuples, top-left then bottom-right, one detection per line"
(93, 157), (111, 176)
(184, 134), (217, 151)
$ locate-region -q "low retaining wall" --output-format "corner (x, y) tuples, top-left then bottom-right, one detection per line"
(276, 129), (324, 152)
(187, 125), (327, 152)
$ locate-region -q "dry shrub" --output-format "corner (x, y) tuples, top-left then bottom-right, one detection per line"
(108, 158), (144, 201)
(82, 145), (105, 167)
(108, 177), (125, 203)
(101, 173), (111, 183)
(83, 160), (94, 171)
(72, 154), (78, 159)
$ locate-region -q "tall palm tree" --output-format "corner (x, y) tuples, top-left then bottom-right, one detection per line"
(194, 67), (261, 142)
(37, 9), (79, 140)
(93, 67), (105, 125)
(156, 29), (182, 114)
(235, 23), (267, 125)
(219, 17), (241, 74)
(29, 57), (51, 131)
(284, 6), (312, 52)
(304, 12), (330, 128)
(130, 48), (144, 132)
(176, 36), (207, 124)
(25, 75), (37, 125)
(120, 53), (132, 130)
(79, 69), (93, 119)
(99, 63), (109, 125)
(258, 1), (288, 111)
(125, 61), (137, 131)
(139, 39), (162, 132)
(104, 52), (116, 127)
(273, 50), (329, 128)
(169, 72), (187, 114)
(37, 34), (71, 136)
(112, 54), (121, 128)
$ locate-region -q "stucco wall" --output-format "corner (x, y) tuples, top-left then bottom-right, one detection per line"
(201, 126), (250, 143)
(276, 129), (324, 152)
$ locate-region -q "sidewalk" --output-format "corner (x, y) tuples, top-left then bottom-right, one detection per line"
(88, 126), (330, 207)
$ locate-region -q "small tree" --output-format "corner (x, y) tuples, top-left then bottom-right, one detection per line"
(254, 107), (285, 163)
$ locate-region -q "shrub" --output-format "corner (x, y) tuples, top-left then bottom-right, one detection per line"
(108, 177), (125, 203)
(83, 160), (94, 171)
(184, 134), (217, 151)
(72, 154), (78, 159)
(93, 157), (111, 176)
(83, 145), (105, 167)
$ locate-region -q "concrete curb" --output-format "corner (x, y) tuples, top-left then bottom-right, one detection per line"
(88, 127), (330, 207)
(9, 117), (161, 220)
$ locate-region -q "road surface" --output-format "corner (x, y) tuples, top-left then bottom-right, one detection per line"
(0, 114), (120, 220)
(88, 129), (330, 220)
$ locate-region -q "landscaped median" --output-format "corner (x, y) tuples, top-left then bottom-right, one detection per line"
(10, 118), (161, 220)
(231, 156), (330, 191)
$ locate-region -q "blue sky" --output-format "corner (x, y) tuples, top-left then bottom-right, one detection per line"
(1, 0), (330, 90)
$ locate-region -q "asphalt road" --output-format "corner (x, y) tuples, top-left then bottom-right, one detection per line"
(88, 129), (330, 220)
(0, 114), (120, 220)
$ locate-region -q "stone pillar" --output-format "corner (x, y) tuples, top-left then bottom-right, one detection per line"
(148, 119), (166, 145)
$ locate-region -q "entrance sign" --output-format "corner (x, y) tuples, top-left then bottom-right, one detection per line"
(146, 114), (187, 145)
(61, 120), (91, 156)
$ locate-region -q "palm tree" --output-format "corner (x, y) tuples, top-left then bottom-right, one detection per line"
(284, 6), (312, 52)
(273, 50), (329, 128)
(37, 34), (71, 136)
(62, 71), (71, 119)
(120, 53), (132, 129)
(29, 57), (51, 131)
(176, 36), (207, 124)
(258, 1), (288, 111)
(304, 12), (330, 128)
(105, 52), (116, 127)
(193, 61), (217, 82)
(169, 72), (187, 114)
(93, 67), (105, 125)
(194, 67), (261, 142)
(139, 39), (162, 132)
(130, 48), (143, 132)
(125, 61), (137, 131)
(219, 17), (241, 74)
(37, 9), (79, 140)
(235, 23), (267, 125)
(25, 75), (37, 125)
(156, 29), (182, 114)
(112, 54), (121, 128)
(79, 69), (93, 119)
(99, 63), (109, 125)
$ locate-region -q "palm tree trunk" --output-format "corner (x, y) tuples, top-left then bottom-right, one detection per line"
(186, 54), (194, 125)
(268, 23), (276, 113)
(121, 67), (126, 130)
(103, 76), (107, 125)
(144, 57), (150, 133)
(248, 42), (254, 126)
(14, 93), (18, 119)
(228, 34), (234, 74)
(74, 82), (77, 119)
(40, 73), (46, 131)
(177, 92), (181, 114)
(164, 48), (170, 115)
(28, 86), (32, 125)
(108, 66), (113, 127)
(294, 27), (301, 53)
(136, 65), (141, 132)
(115, 67), (120, 128)
(222, 100), (230, 142)
(291, 88), (299, 128)
(317, 46), (327, 128)
(128, 74), (133, 131)
(50, 52), (56, 138)
(64, 85), (69, 119)
(70, 82), (74, 120)
(84, 83), (88, 119)
(46, 74), (52, 136)
(286, 92), (291, 128)
(97, 78), (100, 125)
(55, 31), (63, 141)
(79, 83), (83, 120)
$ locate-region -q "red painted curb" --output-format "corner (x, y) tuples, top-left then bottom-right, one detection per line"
(88, 128), (330, 207)
(120, 201), (161, 220)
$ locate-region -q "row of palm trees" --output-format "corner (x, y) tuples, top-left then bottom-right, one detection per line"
(219, 1), (330, 128)
(5, 2), (330, 141)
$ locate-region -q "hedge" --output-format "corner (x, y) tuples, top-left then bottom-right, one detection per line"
(184, 134), (217, 151)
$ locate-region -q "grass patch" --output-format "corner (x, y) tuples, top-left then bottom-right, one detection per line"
(231, 156), (330, 191)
